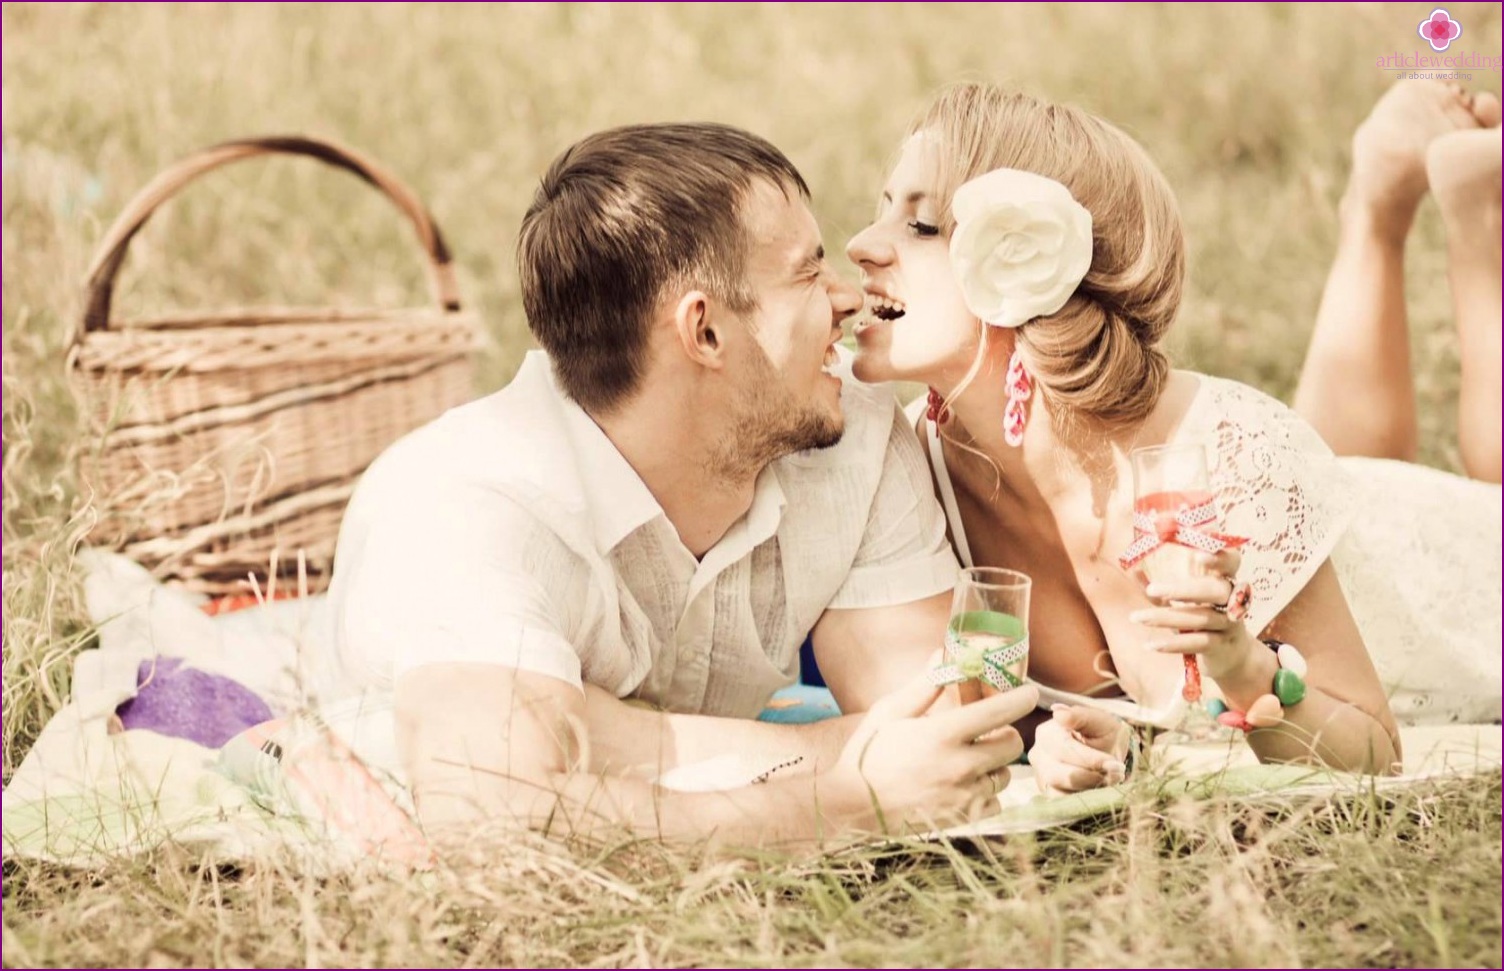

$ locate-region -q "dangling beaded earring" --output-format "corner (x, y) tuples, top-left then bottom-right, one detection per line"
(925, 387), (950, 425)
(1003, 350), (1032, 447)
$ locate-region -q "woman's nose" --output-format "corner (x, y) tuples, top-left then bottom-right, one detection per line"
(846, 222), (893, 269)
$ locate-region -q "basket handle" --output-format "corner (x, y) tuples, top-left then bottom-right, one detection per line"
(79, 135), (463, 334)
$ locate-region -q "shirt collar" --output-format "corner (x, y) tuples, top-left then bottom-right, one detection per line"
(538, 352), (788, 559)
(742, 462), (788, 551)
(550, 370), (664, 556)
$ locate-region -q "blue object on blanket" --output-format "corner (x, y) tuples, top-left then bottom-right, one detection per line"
(758, 683), (842, 724)
(114, 657), (274, 749)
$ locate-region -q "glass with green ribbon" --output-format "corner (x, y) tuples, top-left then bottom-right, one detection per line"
(930, 567), (1031, 700)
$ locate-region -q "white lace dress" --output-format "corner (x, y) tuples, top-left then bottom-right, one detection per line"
(921, 373), (1503, 727)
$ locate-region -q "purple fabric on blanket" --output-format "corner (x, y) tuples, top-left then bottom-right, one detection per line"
(114, 657), (274, 749)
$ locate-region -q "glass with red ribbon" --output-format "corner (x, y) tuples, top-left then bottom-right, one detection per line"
(1120, 443), (1246, 716)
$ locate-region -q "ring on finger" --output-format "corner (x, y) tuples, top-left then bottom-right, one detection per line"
(1207, 574), (1235, 610)
(1218, 581), (1253, 622)
(988, 769), (1008, 795)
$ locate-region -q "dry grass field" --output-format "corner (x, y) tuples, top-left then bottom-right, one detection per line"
(4, 3), (1501, 967)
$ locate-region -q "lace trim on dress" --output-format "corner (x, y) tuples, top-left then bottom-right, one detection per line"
(1179, 376), (1358, 636)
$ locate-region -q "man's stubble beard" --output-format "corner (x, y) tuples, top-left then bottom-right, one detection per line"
(706, 345), (844, 483)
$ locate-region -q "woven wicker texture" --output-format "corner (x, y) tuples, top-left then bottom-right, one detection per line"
(71, 136), (480, 596)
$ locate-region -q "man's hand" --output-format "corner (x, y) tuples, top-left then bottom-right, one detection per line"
(831, 671), (1039, 830)
(1029, 704), (1130, 794)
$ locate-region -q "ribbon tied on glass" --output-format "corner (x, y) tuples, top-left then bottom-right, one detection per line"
(929, 567), (1032, 703)
(1119, 444), (1247, 708)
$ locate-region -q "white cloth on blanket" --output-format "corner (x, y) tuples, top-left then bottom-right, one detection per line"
(1, 553), (355, 867)
(67, 549), (339, 712)
(919, 373), (1503, 727)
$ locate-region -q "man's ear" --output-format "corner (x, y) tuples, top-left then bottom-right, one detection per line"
(670, 290), (728, 370)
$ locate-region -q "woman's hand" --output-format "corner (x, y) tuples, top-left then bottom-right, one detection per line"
(1131, 548), (1263, 684)
(1029, 704), (1130, 794)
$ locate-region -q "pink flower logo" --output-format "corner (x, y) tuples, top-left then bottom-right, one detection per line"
(1418, 8), (1463, 52)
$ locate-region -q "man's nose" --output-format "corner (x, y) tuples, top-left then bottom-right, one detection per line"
(830, 273), (863, 318)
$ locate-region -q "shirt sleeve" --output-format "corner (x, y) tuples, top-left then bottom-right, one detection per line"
(828, 399), (960, 609)
(1199, 378), (1359, 635)
(333, 468), (587, 692)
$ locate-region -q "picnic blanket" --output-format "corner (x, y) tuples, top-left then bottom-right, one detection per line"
(4, 552), (1499, 868)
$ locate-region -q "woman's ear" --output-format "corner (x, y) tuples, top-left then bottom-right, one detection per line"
(671, 290), (727, 370)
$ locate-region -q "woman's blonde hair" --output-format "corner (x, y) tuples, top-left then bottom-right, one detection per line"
(916, 83), (1185, 429)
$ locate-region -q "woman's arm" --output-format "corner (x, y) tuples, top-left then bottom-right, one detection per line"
(1136, 553), (1401, 774)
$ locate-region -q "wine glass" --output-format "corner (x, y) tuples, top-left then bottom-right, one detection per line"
(1129, 443), (1220, 738)
(945, 567), (1031, 704)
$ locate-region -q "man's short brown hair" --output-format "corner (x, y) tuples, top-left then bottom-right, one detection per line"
(518, 123), (810, 412)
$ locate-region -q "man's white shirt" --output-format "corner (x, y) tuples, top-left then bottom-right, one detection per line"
(328, 349), (958, 717)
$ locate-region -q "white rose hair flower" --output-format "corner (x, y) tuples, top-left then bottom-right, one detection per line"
(949, 168), (1094, 329)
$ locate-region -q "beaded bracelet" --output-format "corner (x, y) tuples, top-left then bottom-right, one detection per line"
(1204, 639), (1308, 732)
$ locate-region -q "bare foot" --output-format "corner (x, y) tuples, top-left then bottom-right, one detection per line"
(1428, 125), (1503, 484)
(1348, 80), (1480, 235)
(1464, 90), (1502, 129)
(1426, 126), (1503, 245)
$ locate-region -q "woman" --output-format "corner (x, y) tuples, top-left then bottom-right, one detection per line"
(845, 81), (1501, 791)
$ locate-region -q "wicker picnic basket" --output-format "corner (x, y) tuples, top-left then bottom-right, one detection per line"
(70, 136), (480, 596)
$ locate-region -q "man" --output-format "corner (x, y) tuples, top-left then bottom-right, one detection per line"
(327, 123), (1036, 847)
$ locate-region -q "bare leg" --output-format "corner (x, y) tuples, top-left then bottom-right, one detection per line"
(1427, 122), (1503, 483)
(1294, 81), (1479, 460)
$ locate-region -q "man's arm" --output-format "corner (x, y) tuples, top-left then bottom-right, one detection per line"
(810, 591), (951, 713)
(579, 592), (956, 785)
(808, 394), (963, 713)
(581, 685), (860, 779)
(396, 662), (1037, 848)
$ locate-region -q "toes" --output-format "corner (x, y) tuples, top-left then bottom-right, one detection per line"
(1442, 91), (1481, 129)
(1473, 91), (1503, 129)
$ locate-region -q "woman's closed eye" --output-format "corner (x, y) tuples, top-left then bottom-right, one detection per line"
(907, 220), (941, 238)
